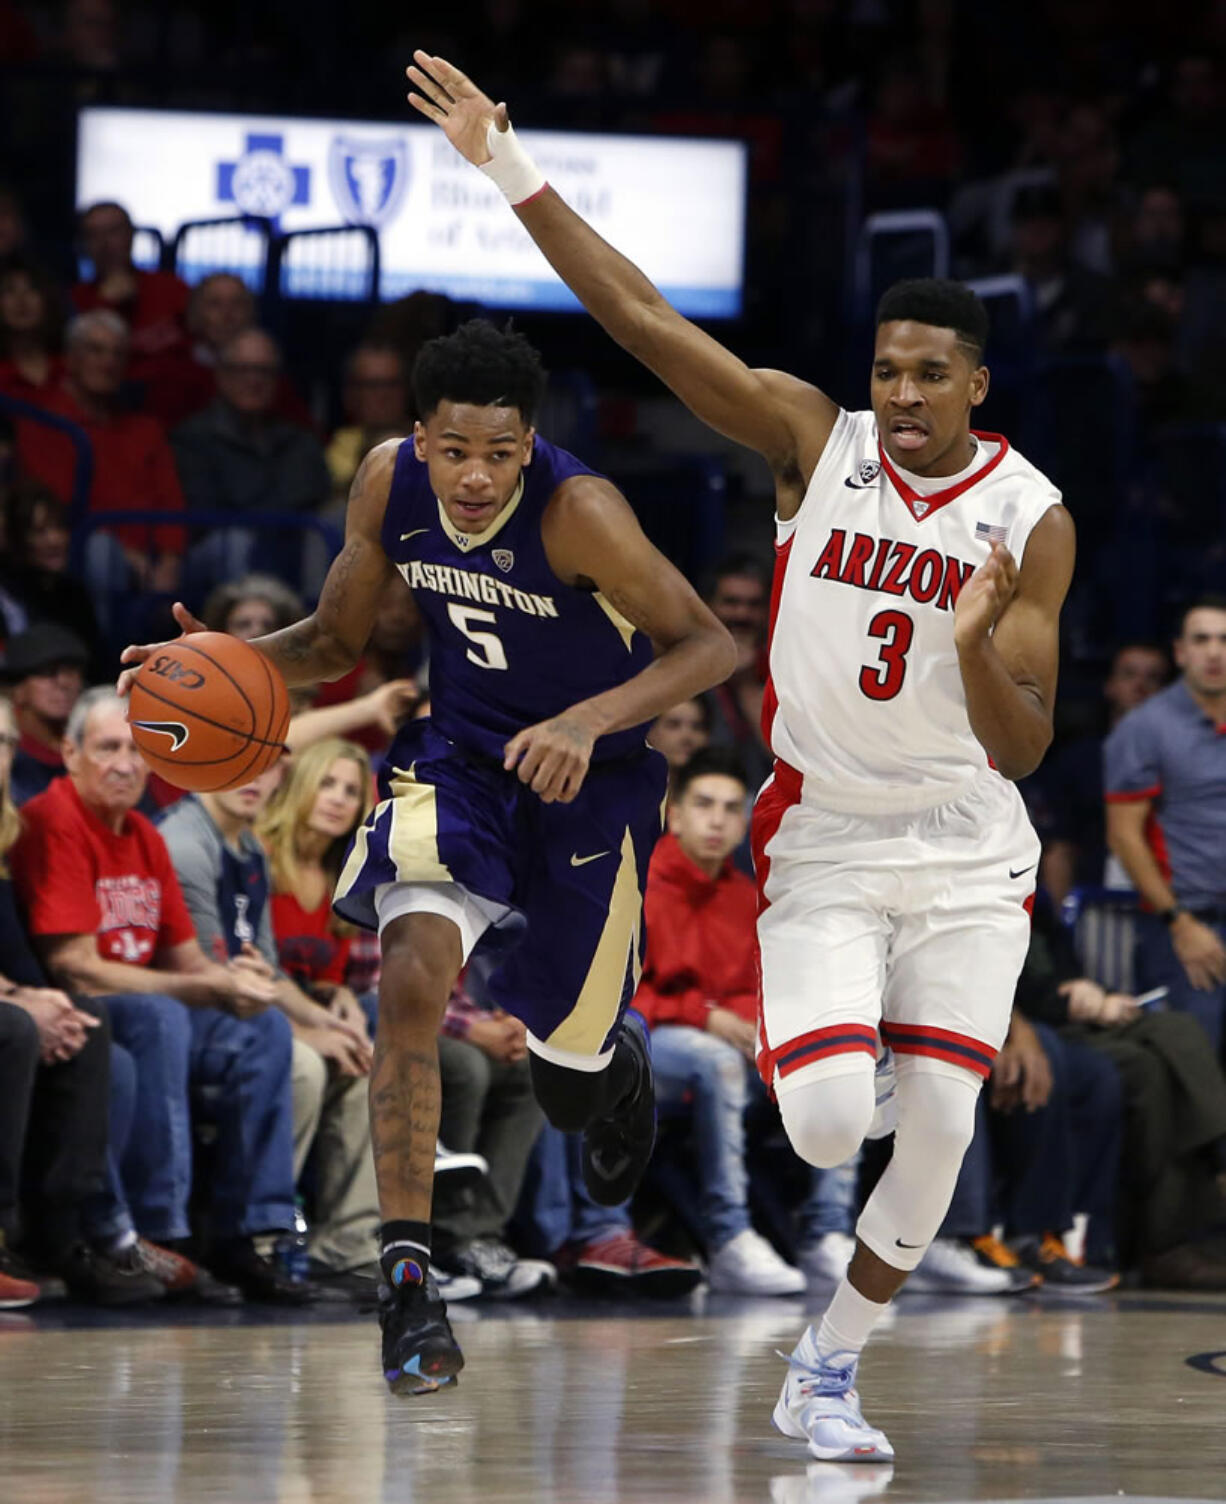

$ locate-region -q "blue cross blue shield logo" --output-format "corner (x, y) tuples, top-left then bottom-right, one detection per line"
(217, 133), (311, 227)
(328, 136), (410, 228)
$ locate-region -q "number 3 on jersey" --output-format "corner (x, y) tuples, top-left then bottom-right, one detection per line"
(448, 604), (508, 671)
(859, 609), (913, 701)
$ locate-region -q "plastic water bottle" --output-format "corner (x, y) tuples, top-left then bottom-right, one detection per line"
(276, 1197), (310, 1282)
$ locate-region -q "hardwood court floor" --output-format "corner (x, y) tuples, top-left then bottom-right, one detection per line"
(2, 1290), (1224, 1503)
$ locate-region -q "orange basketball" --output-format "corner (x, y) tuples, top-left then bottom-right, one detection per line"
(128, 632), (291, 793)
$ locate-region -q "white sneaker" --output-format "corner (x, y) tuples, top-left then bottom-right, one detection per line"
(772, 1330), (894, 1463)
(432, 1266), (482, 1302)
(708, 1229), (807, 1296)
(799, 1231), (856, 1285)
(865, 1048), (897, 1140)
(500, 1258), (559, 1300)
(434, 1143), (489, 1182)
(905, 1237), (1012, 1295)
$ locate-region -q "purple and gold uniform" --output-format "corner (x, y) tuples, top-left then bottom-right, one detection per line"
(335, 435), (667, 1057)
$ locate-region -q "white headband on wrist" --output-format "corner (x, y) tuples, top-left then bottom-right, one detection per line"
(478, 119), (547, 206)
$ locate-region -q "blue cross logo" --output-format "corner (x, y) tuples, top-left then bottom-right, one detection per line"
(216, 133), (311, 226)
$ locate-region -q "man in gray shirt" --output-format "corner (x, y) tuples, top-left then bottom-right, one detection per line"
(1105, 595), (1226, 1059)
(159, 772), (380, 1289)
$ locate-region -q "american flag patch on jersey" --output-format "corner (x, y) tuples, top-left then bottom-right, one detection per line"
(975, 521), (1008, 544)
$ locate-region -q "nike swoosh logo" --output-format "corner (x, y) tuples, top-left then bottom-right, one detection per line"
(1009, 864), (1036, 880)
(400, 528), (429, 542)
(570, 850), (611, 867)
(895, 1238), (925, 1250)
(843, 478), (876, 489)
(132, 720), (189, 751)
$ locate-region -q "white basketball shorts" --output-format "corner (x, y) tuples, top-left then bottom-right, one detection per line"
(752, 761), (1040, 1097)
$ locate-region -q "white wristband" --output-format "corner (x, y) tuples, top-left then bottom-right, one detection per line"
(478, 119), (547, 206)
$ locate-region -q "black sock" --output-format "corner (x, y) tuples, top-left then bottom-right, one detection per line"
(380, 1220), (432, 1287)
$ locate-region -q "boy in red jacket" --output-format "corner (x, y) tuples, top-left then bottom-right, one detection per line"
(638, 749), (852, 1294)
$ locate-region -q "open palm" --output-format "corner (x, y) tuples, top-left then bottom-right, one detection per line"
(406, 51), (509, 166)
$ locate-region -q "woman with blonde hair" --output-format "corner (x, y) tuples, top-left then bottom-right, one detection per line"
(258, 737), (374, 1038)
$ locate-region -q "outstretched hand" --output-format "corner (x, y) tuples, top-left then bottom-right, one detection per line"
(116, 601), (209, 698)
(954, 542), (1019, 650)
(406, 51), (508, 165)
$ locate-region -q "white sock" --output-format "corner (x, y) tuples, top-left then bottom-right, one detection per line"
(810, 1277), (889, 1360)
(106, 1229), (138, 1254)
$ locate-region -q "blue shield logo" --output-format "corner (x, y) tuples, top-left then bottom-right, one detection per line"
(328, 136), (410, 228)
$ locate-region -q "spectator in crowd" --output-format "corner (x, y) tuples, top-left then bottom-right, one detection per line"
(326, 344), (411, 501)
(256, 738), (375, 1039)
(517, 1122), (703, 1299)
(636, 748), (853, 1293)
(307, 572), (424, 758)
(912, 1004), (1122, 1296)
(150, 272), (314, 429)
(702, 554), (772, 792)
(159, 766), (382, 1296)
(201, 573), (305, 642)
(10, 687), (314, 1303)
(1038, 640), (1171, 901)
(71, 201), (189, 387)
(647, 696), (710, 774)
(1106, 596), (1226, 1060)
(0, 690), (121, 1307)
(1121, 184), (1186, 273)
(1009, 183), (1116, 351)
(1018, 898), (1226, 1290)
(432, 973), (554, 1299)
(1128, 53), (1226, 208)
(3, 623), (87, 806)
(0, 259), (64, 405)
(14, 310), (184, 596)
(171, 327), (330, 587)
(0, 185), (30, 260)
(0, 485), (104, 671)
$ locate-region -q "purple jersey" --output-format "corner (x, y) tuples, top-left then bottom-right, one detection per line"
(382, 435), (654, 762)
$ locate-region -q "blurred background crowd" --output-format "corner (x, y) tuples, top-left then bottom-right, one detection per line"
(0, 0), (1225, 1313)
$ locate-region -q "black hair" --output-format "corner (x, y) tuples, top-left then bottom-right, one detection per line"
(1177, 594), (1226, 636)
(876, 278), (990, 365)
(672, 746), (749, 800)
(412, 318), (547, 424)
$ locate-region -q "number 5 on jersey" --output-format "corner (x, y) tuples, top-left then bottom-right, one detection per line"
(448, 603), (509, 671)
(859, 609), (913, 701)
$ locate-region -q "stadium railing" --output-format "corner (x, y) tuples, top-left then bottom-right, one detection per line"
(0, 395), (94, 516)
(1061, 885), (1141, 995)
(851, 209), (950, 322)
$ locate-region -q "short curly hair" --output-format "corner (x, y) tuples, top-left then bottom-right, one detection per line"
(412, 318), (547, 424)
(876, 278), (990, 364)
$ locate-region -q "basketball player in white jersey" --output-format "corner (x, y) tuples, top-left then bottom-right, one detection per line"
(408, 54), (1075, 1460)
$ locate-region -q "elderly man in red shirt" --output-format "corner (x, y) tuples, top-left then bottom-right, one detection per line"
(11, 687), (314, 1302)
(15, 309), (184, 601)
(636, 747), (856, 1294)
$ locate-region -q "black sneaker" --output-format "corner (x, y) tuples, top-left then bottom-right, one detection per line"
(379, 1273), (465, 1396)
(435, 1237), (557, 1300)
(209, 1238), (318, 1306)
(1014, 1233), (1120, 1294)
(582, 1011), (656, 1207)
(0, 1234), (67, 1301)
(307, 1258), (381, 1305)
(59, 1243), (166, 1306)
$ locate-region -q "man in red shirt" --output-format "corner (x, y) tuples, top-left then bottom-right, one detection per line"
(636, 749), (854, 1293)
(11, 687), (312, 1302)
(15, 309), (185, 598)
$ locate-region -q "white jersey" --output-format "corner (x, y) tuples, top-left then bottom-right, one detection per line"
(764, 408), (1062, 813)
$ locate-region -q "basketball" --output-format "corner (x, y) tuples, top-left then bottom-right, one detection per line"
(128, 632), (291, 792)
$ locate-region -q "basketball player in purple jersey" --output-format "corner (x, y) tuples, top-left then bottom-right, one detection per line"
(121, 321), (735, 1393)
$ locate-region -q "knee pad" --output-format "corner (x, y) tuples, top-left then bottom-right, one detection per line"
(779, 1067), (876, 1169)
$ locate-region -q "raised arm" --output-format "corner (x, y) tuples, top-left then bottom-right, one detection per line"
(119, 442), (399, 693)
(407, 53), (838, 513)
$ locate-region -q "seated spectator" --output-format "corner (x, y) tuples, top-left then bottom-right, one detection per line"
(432, 974), (554, 1299)
(702, 553), (772, 793)
(159, 768), (382, 1297)
(1009, 183), (1116, 351)
(308, 573), (424, 757)
(1020, 899), (1226, 1291)
(636, 748), (849, 1294)
(10, 687), (314, 1303)
(2, 623), (87, 806)
(326, 344), (410, 501)
(256, 739), (374, 1033)
(0, 485), (104, 672)
(201, 572), (305, 642)
(0, 689), (127, 1306)
(1036, 641), (1170, 901)
(911, 1007), (1122, 1295)
(71, 201), (190, 389)
(0, 258), (64, 406)
(647, 696), (710, 775)
(171, 328), (331, 589)
(14, 310), (184, 597)
(515, 1121), (702, 1299)
(149, 273), (314, 429)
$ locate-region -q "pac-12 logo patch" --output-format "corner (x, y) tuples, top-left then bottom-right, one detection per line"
(858, 459), (881, 484)
(328, 136), (410, 228)
(492, 549), (514, 573)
